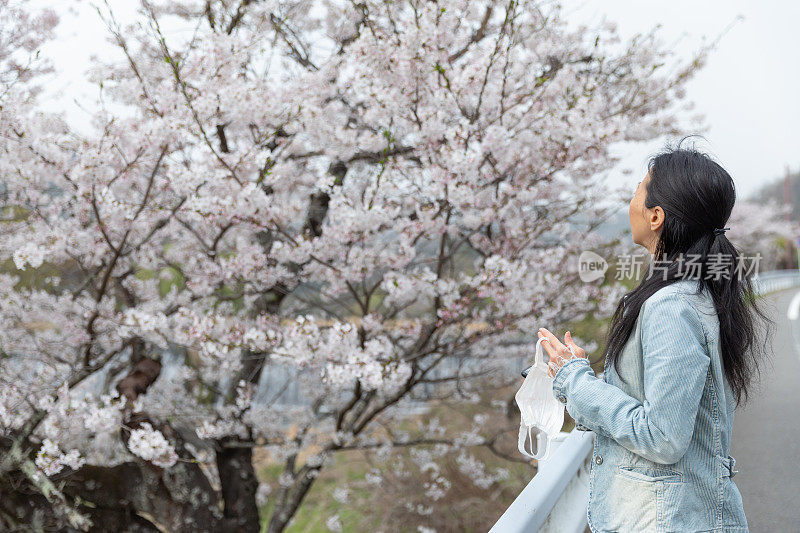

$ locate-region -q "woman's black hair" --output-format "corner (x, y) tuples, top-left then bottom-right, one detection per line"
(604, 136), (773, 406)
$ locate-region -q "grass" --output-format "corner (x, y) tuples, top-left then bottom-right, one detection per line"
(257, 450), (389, 532)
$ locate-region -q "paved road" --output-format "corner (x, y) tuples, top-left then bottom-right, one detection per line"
(730, 287), (800, 531)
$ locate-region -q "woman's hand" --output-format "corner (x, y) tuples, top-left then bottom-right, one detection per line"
(538, 328), (588, 378)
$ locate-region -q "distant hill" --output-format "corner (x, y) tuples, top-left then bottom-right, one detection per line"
(751, 170), (800, 222)
(595, 209), (631, 240)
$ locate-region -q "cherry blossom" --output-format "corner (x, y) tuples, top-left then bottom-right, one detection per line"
(35, 438), (86, 476)
(126, 422), (179, 468)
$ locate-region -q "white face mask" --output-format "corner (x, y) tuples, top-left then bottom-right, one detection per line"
(515, 337), (565, 461)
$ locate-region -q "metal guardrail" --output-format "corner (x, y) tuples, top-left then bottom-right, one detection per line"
(752, 270), (800, 295)
(490, 430), (593, 533)
(491, 270), (800, 533)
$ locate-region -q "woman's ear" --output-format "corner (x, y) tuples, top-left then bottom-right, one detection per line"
(649, 206), (665, 233)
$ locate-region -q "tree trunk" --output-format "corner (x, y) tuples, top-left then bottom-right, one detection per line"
(216, 446), (261, 532)
(66, 461), (224, 532)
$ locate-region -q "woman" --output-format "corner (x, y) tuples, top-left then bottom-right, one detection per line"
(538, 140), (772, 532)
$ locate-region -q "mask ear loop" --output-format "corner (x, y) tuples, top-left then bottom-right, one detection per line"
(534, 336), (547, 370)
(523, 426), (551, 461)
(537, 432), (551, 461)
(518, 425), (534, 459)
(518, 425), (537, 459)
(528, 427), (538, 458)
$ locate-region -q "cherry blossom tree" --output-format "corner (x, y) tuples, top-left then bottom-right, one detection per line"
(726, 199), (799, 271)
(1, 0), (716, 530)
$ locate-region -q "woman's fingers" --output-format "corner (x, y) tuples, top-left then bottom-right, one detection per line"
(564, 331), (586, 358)
(539, 332), (566, 373)
(539, 328), (589, 377)
(539, 327), (566, 353)
(538, 328), (588, 378)
(539, 328), (571, 365)
(538, 331), (559, 362)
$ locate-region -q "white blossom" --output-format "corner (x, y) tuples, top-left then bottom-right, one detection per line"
(127, 423), (178, 468)
(12, 242), (46, 270)
(256, 482), (271, 507)
(35, 439), (85, 476)
(325, 514), (343, 533)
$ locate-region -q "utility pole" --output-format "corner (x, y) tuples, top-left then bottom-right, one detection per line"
(786, 166), (798, 270)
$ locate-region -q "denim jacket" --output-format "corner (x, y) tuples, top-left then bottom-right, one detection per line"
(552, 280), (748, 532)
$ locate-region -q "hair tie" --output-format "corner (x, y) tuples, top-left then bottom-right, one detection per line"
(713, 227), (730, 236)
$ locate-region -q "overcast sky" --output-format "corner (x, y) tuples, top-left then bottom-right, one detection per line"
(562, 0), (800, 199)
(35, 0), (799, 200)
